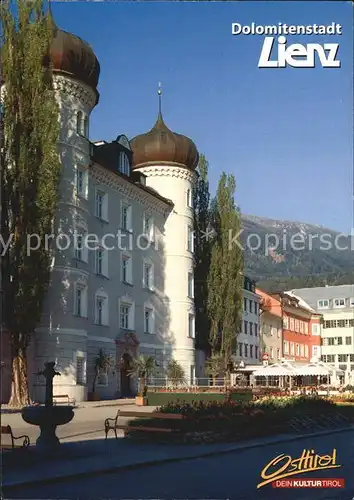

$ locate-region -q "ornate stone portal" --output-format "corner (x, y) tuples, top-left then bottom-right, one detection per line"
(116, 331), (139, 397)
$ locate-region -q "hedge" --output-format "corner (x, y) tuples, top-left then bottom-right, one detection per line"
(146, 391), (252, 406)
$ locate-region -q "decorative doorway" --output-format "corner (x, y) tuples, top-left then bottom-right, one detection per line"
(116, 331), (139, 397)
(120, 352), (132, 397)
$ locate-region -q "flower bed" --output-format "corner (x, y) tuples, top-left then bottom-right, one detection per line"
(328, 393), (354, 403)
(127, 395), (350, 443)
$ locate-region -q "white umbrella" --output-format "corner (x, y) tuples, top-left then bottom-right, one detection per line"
(294, 364), (330, 376)
(253, 363), (295, 377)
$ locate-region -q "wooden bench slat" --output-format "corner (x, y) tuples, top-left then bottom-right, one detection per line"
(122, 425), (174, 433)
(114, 424), (173, 432)
(118, 412), (184, 420)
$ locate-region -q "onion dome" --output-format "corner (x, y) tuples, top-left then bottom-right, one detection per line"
(130, 89), (199, 170)
(49, 24), (100, 94)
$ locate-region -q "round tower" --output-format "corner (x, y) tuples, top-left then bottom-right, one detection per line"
(32, 22), (100, 402)
(130, 93), (199, 382)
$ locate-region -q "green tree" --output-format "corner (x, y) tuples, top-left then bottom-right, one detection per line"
(1, 0), (60, 406)
(204, 352), (225, 385)
(128, 355), (156, 395)
(193, 154), (211, 354)
(166, 359), (185, 387)
(91, 349), (113, 393)
(207, 173), (243, 370)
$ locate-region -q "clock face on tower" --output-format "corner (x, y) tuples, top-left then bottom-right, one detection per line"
(117, 135), (131, 151)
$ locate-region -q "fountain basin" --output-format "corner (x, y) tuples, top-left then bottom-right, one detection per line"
(22, 406), (74, 449)
(22, 405), (74, 427)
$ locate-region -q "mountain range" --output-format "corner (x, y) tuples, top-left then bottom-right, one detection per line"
(240, 214), (353, 292)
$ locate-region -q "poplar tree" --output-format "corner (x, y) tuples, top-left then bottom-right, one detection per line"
(193, 154), (211, 355)
(207, 173), (243, 369)
(1, 0), (60, 406)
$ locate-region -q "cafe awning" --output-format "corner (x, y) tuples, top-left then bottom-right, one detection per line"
(253, 363), (295, 377)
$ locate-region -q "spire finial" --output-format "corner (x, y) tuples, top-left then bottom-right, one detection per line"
(157, 82), (162, 115)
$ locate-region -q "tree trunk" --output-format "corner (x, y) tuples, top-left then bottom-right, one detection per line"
(92, 373), (98, 393)
(138, 376), (146, 395)
(8, 347), (30, 407)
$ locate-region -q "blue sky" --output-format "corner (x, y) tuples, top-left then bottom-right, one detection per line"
(52, 1), (353, 233)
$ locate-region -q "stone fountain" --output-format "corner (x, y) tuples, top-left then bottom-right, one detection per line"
(22, 362), (74, 449)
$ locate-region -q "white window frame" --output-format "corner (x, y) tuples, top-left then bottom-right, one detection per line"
(76, 111), (84, 135)
(76, 167), (88, 199)
(119, 152), (130, 176)
(120, 303), (130, 329)
(284, 341), (289, 355)
(119, 297), (135, 331)
(188, 272), (194, 298)
(83, 115), (89, 138)
(317, 299), (329, 309)
(95, 189), (108, 221)
(188, 313), (195, 338)
(333, 298), (346, 308)
(143, 259), (154, 291)
(186, 188), (193, 208)
(73, 281), (88, 318)
(120, 202), (132, 232)
(144, 305), (155, 334)
(350, 297), (354, 307)
(121, 252), (133, 285)
(312, 324), (320, 335)
(283, 316), (289, 329)
(75, 233), (84, 261)
(290, 342), (295, 356)
(187, 226), (194, 252)
(74, 350), (87, 386)
(73, 216), (89, 263)
(94, 290), (109, 326)
(143, 212), (154, 241)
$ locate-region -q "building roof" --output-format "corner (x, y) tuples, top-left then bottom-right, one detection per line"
(284, 291), (316, 313)
(130, 111), (199, 171)
(91, 141), (174, 208)
(49, 25), (100, 97)
(291, 285), (354, 311)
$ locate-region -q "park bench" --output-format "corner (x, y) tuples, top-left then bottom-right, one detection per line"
(0, 425), (30, 450)
(104, 410), (185, 439)
(53, 394), (76, 406)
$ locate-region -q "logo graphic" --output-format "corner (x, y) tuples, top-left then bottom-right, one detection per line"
(258, 36), (340, 68)
(257, 449), (344, 489)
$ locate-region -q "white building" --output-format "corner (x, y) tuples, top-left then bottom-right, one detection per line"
(233, 276), (261, 366)
(293, 285), (354, 385)
(6, 23), (199, 402)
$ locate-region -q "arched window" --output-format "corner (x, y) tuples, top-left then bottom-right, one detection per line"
(76, 111), (83, 134)
(83, 116), (89, 138)
(119, 152), (130, 176)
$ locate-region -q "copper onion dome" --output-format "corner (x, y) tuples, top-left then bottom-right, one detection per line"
(130, 110), (199, 171)
(49, 23), (100, 93)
